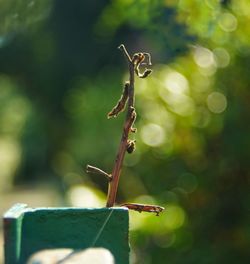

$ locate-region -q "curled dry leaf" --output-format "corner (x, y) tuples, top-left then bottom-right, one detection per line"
(133, 52), (153, 78)
(107, 82), (129, 118)
(121, 203), (165, 216)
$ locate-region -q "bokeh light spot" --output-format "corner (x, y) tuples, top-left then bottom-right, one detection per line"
(207, 92), (227, 114)
(167, 94), (195, 117)
(232, 0), (250, 18)
(141, 123), (165, 147)
(163, 205), (186, 230)
(219, 12), (238, 32)
(213, 47), (230, 68)
(165, 71), (189, 94)
(193, 46), (215, 68)
(68, 185), (105, 207)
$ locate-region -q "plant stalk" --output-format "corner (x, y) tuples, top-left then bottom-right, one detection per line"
(106, 45), (135, 207)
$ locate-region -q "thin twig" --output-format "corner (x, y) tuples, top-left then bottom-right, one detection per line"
(86, 165), (112, 181)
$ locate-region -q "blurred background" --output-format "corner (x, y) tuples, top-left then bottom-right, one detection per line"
(0, 0), (250, 263)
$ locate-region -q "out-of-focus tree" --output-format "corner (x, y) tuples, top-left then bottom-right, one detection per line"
(0, 0), (250, 263)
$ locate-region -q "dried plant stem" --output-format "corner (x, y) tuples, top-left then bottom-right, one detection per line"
(86, 44), (164, 215)
(106, 45), (135, 207)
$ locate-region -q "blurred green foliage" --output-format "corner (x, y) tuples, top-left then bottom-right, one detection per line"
(1, 0), (250, 263)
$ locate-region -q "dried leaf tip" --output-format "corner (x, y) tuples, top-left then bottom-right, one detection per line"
(140, 69), (153, 78)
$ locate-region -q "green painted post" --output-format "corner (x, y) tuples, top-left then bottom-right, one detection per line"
(3, 204), (28, 264)
(3, 204), (129, 264)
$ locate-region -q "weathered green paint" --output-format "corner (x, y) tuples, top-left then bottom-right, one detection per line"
(3, 204), (129, 264)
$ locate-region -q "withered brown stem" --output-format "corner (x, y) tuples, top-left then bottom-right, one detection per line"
(106, 44), (135, 207)
(87, 44), (162, 212)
